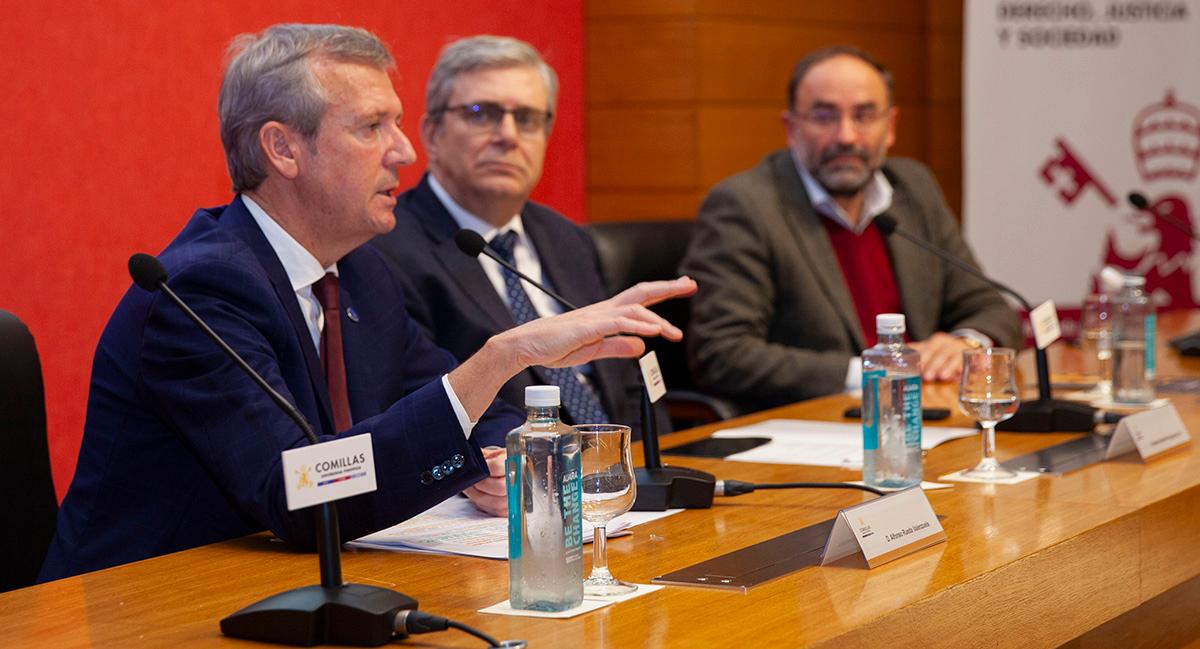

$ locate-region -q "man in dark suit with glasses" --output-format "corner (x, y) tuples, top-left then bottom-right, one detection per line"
(372, 35), (665, 443)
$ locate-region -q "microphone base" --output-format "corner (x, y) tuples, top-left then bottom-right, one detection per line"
(221, 583), (417, 646)
(995, 398), (1096, 433)
(632, 465), (715, 511)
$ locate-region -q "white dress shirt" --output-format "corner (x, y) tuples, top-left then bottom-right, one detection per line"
(241, 194), (473, 436)
(427, 175), (598, 387)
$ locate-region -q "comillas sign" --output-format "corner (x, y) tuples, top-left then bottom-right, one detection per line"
(281, 434), (377, 511)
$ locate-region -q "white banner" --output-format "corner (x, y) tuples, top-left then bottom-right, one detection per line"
(965, 1), (1200, 328)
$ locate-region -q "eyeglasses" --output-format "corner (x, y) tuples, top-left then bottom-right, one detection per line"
(435, 101), (553, 135)
(793, 106), (891, 131)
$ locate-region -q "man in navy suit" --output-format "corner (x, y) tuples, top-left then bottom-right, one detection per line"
(41, 24), (694, 581)
(372, 36), (664, 438)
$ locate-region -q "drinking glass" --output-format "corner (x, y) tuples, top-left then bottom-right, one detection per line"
(1080, 293), (1113, 398)
(575, 424), (637, 596)
(958, 348), (1020, 481)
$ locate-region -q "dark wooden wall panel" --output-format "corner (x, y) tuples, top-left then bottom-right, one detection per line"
(586, 1), (966, 222)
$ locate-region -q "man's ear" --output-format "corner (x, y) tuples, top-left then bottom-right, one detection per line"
(258, 121), (303, 180)
(419, 113), (439, 163)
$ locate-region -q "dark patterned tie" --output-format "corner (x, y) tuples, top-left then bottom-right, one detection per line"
(488, 230), (610, 424)
(312, 273), (353, 432)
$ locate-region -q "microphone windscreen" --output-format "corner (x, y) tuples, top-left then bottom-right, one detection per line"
(1128, 191), (1150, 211)
(874, 214), (898, 235)
(128, 253), (168, 292)
(454, 229), (487, 258)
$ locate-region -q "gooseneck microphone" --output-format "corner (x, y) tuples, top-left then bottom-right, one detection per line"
(1129, 191), (1198, 240)
(872, 216), (1096, 433)
(1128, 191), (1200, 355)
(455, 229), (715, 509)
(455, 229), (882, 507)
(455, 230), (580, 310)
(129, 253), (511, 647)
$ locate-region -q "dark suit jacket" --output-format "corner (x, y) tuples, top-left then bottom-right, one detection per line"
(371, 175), (663, 438)
(680, 152), (1021, 414)
(40, 197), (521, 581)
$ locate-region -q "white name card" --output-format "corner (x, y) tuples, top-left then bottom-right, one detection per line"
(281, 433), (377, 511)
(820, 486), (946, 569)
(1030, 299), (1062, 350)
(1104, 403), (1191, 461)
(639, 351), (667, 403)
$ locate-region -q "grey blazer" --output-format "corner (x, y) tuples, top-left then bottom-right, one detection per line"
(680, 150), (1021, 414)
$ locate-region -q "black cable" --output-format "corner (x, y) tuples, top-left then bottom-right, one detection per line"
(394, 609), (514, 648)
(715, 479), (886, 497)
(446, 620), (502, 647)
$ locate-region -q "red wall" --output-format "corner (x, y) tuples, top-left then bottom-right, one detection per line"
(0, 2), (585, 499)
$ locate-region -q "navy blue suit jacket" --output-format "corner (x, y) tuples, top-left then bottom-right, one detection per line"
(371, 175), (666, 439)
(41, 197), (522, 581)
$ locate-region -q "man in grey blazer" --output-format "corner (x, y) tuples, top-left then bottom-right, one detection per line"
(373, 36), (664, 438)
(680, 46), (1020, 414)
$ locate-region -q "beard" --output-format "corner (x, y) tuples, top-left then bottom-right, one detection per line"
(812, 144), (883, 197)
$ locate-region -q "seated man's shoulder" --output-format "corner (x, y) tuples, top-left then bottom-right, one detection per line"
(882, 157), (939, 189)
(523, 201), (590, 241)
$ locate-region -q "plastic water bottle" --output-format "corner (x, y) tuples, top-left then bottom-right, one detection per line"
(1112, 274), (1155, 404)
(506, 385), (583, 611)
(861, 313), (923, 488)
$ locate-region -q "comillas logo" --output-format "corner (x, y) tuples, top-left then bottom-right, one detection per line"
(314, 453), (367, 474)
(295, 465), (314, 490)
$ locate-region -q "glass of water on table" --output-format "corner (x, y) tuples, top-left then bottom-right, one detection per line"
(575, 424), (638, 596)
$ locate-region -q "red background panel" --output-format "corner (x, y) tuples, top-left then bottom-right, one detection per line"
(0, 1), (585, 498)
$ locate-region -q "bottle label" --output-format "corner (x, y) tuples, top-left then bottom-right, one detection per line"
(1145, 312), (1157, 376)
(560, 455), (583, 555)
(902, 375), (922, 448)
(862, 369), (885, 451)
(506, 455), (522, 560)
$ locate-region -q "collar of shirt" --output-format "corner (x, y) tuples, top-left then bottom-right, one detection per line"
(241, 194), (336, 351)
(791, 151), (894, 234)
(427, 174), (563, 318)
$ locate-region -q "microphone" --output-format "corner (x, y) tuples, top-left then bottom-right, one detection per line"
(454, 229), (715, 510)
(127, 253), (422, 646)
(1128, 191), (1200, 355)
(872, 216), (1096, 433)
(455, 229), (580, 310)
(1129, 191), (1198, 240)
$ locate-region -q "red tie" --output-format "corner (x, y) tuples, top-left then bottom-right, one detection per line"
(312, 273), (352, 432)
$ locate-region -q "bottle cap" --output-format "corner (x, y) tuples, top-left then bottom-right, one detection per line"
(1122, 274), (1146, 288)
(525, 385), (560, 407)
(1099, 266), (1125, 293)
(876, 313), (906, 334)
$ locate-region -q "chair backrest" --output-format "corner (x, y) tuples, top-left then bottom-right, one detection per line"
(0, 310), (58, 591)
(588, 220), (696, 391)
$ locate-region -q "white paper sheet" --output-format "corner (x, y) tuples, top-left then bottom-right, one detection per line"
(712, 419), (977, 469)
(349, 496), (682, 559)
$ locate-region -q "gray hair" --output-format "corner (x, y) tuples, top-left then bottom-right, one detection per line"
(787, 45), (894, 110)
(425, 35), (558, 127)
(218, 23), (394, 193)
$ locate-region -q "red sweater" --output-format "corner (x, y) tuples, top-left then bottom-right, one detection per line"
(821, 217), (903, 348)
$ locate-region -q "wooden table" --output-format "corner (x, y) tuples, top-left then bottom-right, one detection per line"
(6, 313), (1200, 648)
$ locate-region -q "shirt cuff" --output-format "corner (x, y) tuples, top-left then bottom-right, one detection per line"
(441, 374), (476, 439)
(845, 356), (863, 394)
(952, 329), (993, 348)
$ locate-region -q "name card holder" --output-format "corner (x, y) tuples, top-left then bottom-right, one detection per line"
(281, 433), (377, 511)
(1104, 403), (1191, 461)
(820, 486), (946, 569)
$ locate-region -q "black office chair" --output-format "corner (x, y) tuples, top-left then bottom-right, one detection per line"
(0, 310), (58, 592)
(588, 220), (736, 428)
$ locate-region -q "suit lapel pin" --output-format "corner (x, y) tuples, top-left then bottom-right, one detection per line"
(346, 306), (360, 323)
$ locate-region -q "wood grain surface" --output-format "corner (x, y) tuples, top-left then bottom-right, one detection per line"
(4, 311), (1200, 648)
